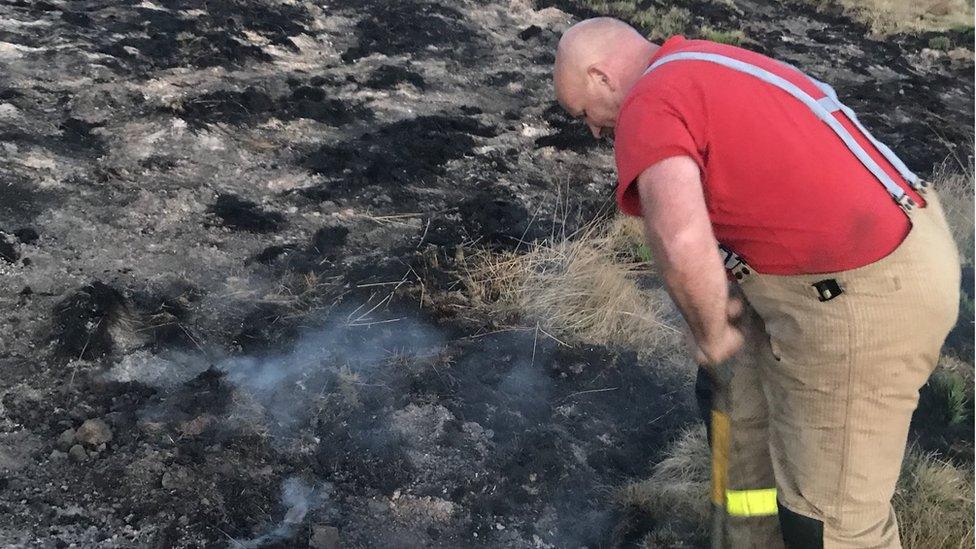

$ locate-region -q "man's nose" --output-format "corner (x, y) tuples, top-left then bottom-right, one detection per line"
(587, 122), (601, 139)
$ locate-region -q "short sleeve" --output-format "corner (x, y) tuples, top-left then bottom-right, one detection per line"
(613, 86), (706, 216)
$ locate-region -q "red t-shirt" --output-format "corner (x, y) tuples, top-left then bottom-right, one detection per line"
(614, 36), (922, 275)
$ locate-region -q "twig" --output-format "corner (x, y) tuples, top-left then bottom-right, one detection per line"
(530, 323), (539, 366)
(355, 280), (409, 288)
(179, 323), (208, 357)
(216, 527), (245, 548)
(537, 325), (570, 347)
(346, 317), (404, 327)
(558, 386), (619, 403)
(416, 216), (431, 249)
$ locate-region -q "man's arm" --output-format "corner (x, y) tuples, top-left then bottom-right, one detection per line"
(635, 155), (743, 365)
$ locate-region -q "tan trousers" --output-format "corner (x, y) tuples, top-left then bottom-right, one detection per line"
(706, 191), (961, 548)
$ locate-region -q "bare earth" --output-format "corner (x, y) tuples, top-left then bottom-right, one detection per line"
(0, 0), (972, 547)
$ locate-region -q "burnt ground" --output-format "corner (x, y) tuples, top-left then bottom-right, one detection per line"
(0, 0), (972, 547)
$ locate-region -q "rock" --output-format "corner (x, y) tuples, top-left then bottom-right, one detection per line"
(308, 525), (340, 549)
(49, 450), (67, 461)
(0, 236), (18, 263)
(75, 419), (112, 447)
(56, 428), (76, 451)
(68, 444), (87, 462)
(161, 467), (189, 490)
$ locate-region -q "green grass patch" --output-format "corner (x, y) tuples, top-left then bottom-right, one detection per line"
(702, 27), (748, 46)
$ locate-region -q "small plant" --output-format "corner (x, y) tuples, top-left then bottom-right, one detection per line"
(928, 35), (953, 50)
(926, 370), (970, 427)
(634, 243), (653, 263)
(702, 27), (748, 46)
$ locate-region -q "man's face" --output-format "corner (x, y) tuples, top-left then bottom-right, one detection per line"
(556, 67), (620, 140)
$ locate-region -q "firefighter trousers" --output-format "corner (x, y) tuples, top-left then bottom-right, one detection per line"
(701, 190), (960, 548)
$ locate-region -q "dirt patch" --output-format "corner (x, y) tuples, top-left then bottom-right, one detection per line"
(302, 114), (496, 199)
(0, 0), (970, 546)
(177, 88), (275, 128)
(458, 189), (546, 248)
(535, 104), (605, 152)
(340, 0), (482, 63)
(0, 176), (56, 226)
(58, 117), (107, 158)
(208, 194), (285, 233)
(233, 303), (300, 355)
(363, 65), (428, 91)
(96, 1), (310, 70)
(51, 282), (129, 362)
(129, 280), (202, 352)
(176, 86), (373, 128)
(0, 234), (19, 263)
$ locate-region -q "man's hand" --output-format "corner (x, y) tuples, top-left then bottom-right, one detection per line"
(687, 298), (746, 365)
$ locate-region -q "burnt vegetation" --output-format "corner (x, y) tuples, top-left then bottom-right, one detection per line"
(0, 0), (970, 547)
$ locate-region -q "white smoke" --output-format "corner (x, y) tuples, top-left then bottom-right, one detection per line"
(232, 477), (332, 548)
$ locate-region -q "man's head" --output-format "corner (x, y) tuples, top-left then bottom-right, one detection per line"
(554, 18), (658, 139)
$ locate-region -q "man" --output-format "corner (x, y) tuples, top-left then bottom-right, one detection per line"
(553, 17), (960, 549)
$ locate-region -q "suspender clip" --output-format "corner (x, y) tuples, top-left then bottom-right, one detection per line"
(911, 178), (929, 194)
(896, 194), (916, 214)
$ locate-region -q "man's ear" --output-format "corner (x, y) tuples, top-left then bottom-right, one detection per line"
(586, 64), (615, 92)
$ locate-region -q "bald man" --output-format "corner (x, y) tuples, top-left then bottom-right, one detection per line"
(554, 17), (960, 549)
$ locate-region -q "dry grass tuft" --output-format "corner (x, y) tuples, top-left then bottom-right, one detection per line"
(894, 449), (975, 548)
(931, 157), (975, 265)
(616, 427), (976, 548)
(615, 426), (711, 547)
(809, 0), (975, 35)
(576, 1), (693, 39)
(461, 215), (683, 355)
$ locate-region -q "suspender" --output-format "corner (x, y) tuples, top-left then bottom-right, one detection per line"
(643, 52), (927, 277)
(644, 52), (927, 215)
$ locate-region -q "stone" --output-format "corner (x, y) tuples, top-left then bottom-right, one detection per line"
(308, 525), (340, 549)
(75, 419), (112, 447)
(68, 444), (87, 462)
(56, 428), (76, 451)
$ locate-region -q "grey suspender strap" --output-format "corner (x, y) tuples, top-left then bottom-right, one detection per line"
(644, 52), (926, 214)
(811, 77), (927, 192)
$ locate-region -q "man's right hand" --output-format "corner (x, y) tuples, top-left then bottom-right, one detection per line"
(688, 298), (746, 366)
(692, 323), (745, 366)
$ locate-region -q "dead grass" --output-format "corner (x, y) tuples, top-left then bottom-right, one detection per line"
(615, 426), (711, 547)
(894, 449), (976, 548)
(805, 0), (975, 35)
(616, 426), (975, 548)
(931, 157), (975, 266)
(576, 1), (694, 40)
(461, 215), (684, 356)
(701, 27), (748, 46)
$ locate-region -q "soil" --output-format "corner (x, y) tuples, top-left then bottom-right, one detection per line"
(0, 0), (971, 547)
